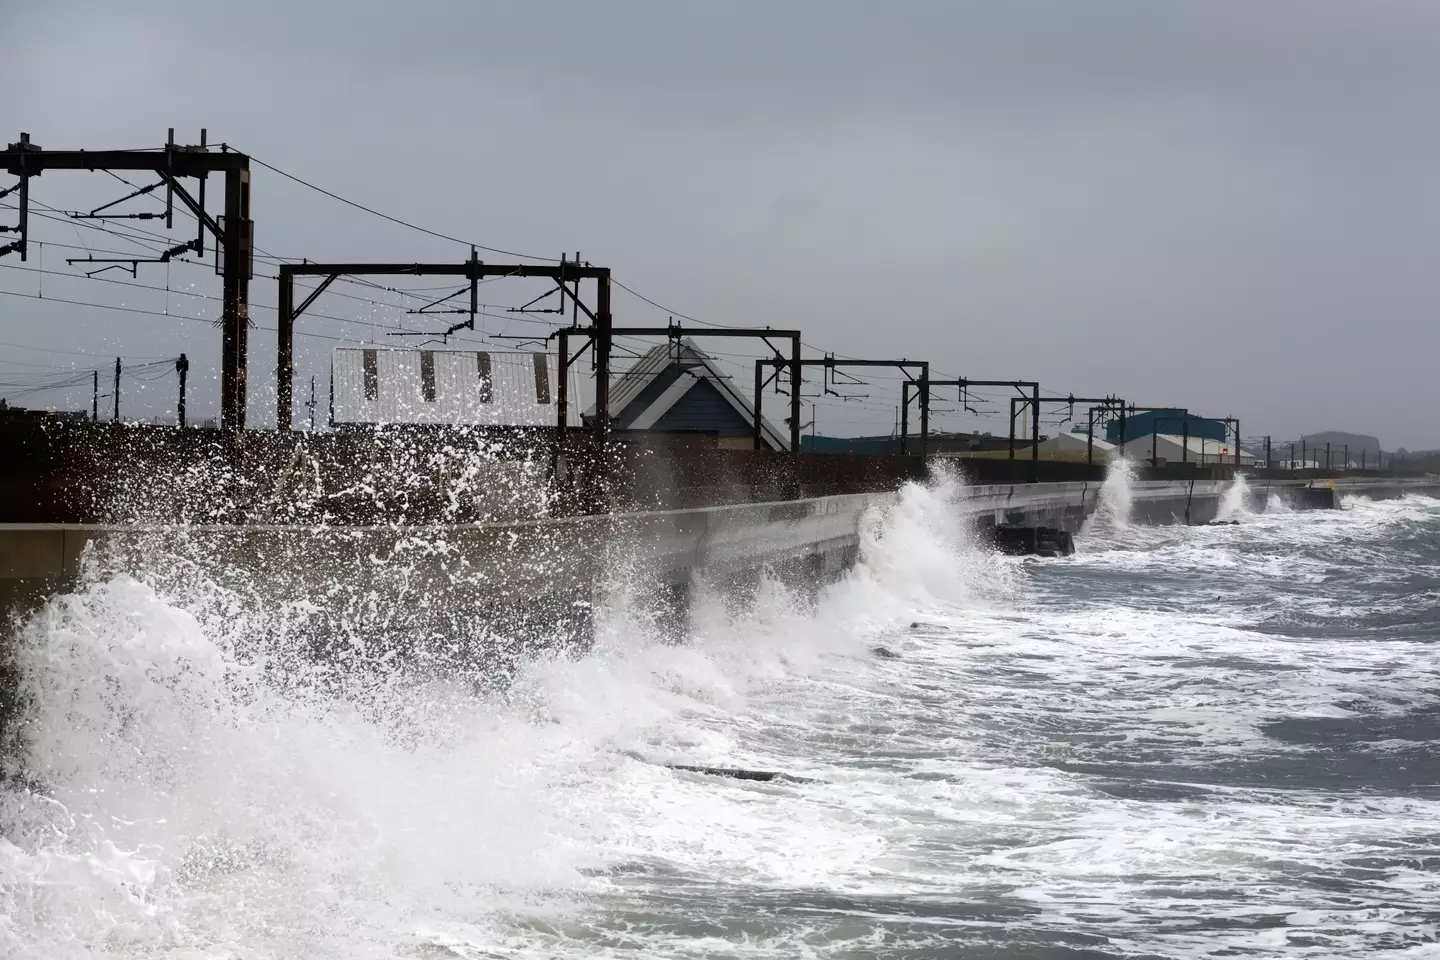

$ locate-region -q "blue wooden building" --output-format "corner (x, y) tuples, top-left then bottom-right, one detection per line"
(590, 339), (790, 451)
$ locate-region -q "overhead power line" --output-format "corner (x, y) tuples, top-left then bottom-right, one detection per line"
(248, 155), (559, 262)
(4, 141), (1115, 428)
(1, 208), (552, 322)
(0, 289), (377, 345)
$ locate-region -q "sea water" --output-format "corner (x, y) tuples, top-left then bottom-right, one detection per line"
(2, 473), (1437, 958)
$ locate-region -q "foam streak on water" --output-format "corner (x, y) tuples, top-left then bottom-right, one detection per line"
(2, 480), (1439, 958)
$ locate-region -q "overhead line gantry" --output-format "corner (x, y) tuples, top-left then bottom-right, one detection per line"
(0, 130), (254, 427)
(276, 252), (611, 432)
(753, 355), (931, 456)
(903, 378), (1042, 477)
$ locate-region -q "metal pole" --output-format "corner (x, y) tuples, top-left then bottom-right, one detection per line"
(753, 359), (764, 451)
(1152, 428), (1158, 468)
(1008, 397), (1017, 461)
(918, 375), (930, 459)
(1343, 444), (1348, 472)
(1265, 435), (1271, 470)
(221, 166), (251, 430)
(1087, 407), (1095, 464)
(277, 269), (294, 431)
(1301, 439), (1307, 470)
(112, 357), (120, 422)
(1182, 417), (1189, 465)
(15, 133), (29, 261)
(196, 130), (207, 257)
(900, 381), (910, 455)
(1234, 420), (1241, 468)
(789, 337), (802, 455)
(176, 353), (188, 427)
(1326, 442), (1331, 471)
(594, 271), (611, 443)
(165, 128), (174, 231)
(308, 375), (316, 431)
(91, 369), (98, 422)
(1030, 384), (1040, 478)
(557, 329), (569, 446)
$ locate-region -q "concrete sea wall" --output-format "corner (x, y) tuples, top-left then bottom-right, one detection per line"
(5, 475), (1435, 624)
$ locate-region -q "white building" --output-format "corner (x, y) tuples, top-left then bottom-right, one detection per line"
(1036, 430), (1118, 461)
(331, 347), (580, 427)
(1116, 432), (1256, 466)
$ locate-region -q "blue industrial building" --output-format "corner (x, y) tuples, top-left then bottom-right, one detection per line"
(1106, 409), (1226, 446)
(800, 431), (1013, 455)
(800, 435), (900, 454)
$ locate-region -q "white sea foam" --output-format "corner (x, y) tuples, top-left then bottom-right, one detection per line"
(1, 479), (1437, 958)
(1083, 457), (1136, 535)
(1216, 472), (1252, 520)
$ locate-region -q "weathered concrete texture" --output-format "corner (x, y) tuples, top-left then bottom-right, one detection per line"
(1293, 487), (1340, 510)
(1331, 478), (1440, 502)
(1259, 478), (1440, 509)
(1130, 480), (1230, 525)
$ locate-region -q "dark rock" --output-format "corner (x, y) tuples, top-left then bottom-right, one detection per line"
(666, 764), (819, 784)
(871, 646), (899, 659)
(987, 525), (1075, 557)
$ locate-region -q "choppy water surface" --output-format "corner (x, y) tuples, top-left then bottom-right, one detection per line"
(2, 480), (1439, 958)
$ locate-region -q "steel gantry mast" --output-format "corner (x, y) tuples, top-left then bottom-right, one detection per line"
(550, 319), (803, 453)
(1016, 394), (1126, 465)
(276, 253), (612, 432)
(1084, 400), (1129, 464)
(903, 378), (1042, 477)
(1121, 407), (1193, 467)
(753, 355), (930, 456)
(0, 130), (254, 427)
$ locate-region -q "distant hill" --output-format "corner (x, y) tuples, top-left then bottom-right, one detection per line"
(1263, 430), (1439, 471)
(1263, 431), (1382, 468)
(1299, 431), (1381, 456)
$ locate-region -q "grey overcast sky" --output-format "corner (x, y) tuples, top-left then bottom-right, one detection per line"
(2, 1), (1438, 446)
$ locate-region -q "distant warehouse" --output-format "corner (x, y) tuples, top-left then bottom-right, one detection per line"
(331, 347), (580, 427)
(1106, 409), (1226, 446)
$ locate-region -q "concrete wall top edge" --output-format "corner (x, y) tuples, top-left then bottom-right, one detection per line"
(1, 478), (1434, 538)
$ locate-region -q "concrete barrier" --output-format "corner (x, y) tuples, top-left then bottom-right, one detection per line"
(4, 477), (1438, 630)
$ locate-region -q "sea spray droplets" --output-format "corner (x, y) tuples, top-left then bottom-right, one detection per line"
(9, 471), (1427, 957)
(833, 464), (1020, 624)
(1082, 456), (1135, 536)
(0, 464), (1021, 958)
(1216, 472), (1252, 521)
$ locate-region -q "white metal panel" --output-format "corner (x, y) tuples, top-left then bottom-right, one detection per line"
(1124, 433), (1235, 462)
(331, 348), (579, 426)
(1037, 431), (1117, 454)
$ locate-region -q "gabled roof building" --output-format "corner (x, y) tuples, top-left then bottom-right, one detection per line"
(589, 339), (790, 451)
